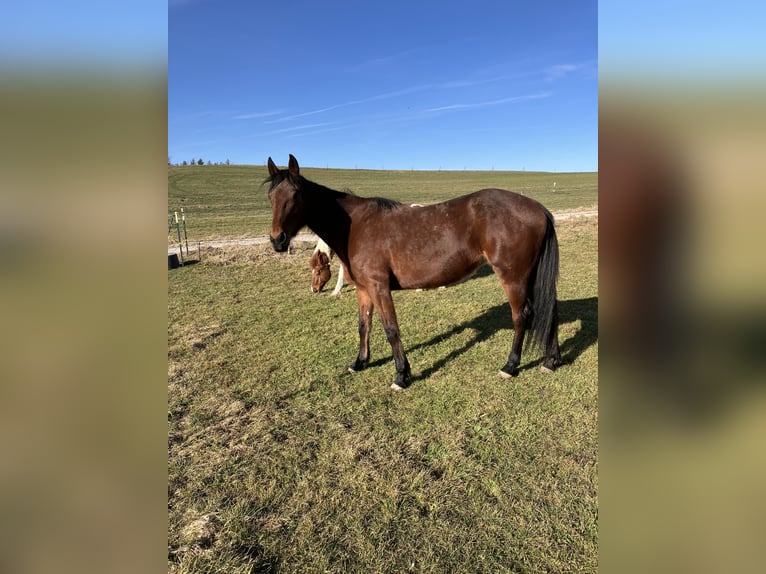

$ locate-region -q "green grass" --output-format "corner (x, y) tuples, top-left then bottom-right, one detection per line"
(168, 165), (597, 240)
(168, 210), (598, 572)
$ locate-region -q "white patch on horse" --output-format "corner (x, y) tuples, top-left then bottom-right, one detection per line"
(313, 238), (346, 296)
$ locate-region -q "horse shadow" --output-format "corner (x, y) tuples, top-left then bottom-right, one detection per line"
(367, 296), (598, 381)
(470, 263), (495, 280)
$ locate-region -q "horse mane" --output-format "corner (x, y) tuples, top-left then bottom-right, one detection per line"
(336, 187), (402, 210)
(370, 197), (403, 210)
(262, 170), (289, 186)
(266, 169), (402, 212)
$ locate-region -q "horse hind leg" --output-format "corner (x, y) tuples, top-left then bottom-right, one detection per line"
(497, 273), (561, 376)
(541, 299), (562, 373)
(497, 278), (530, 378)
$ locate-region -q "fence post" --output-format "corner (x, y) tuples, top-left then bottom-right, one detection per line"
(174, 211), (185, 265)
(181, 208), (189, 255)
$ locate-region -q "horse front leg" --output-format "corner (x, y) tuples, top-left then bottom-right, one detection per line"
(370, 287), (411, 390)
(348, 288), (373, 372)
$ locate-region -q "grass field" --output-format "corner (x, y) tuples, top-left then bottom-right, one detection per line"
(168, 167), (597, 572)
(168, 164), (597, 240)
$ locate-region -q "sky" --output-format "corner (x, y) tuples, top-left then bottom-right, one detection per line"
(599, 1), (766, 80)
(169, 0), (597, 172)
(1, 1), (166, 65)
(2, 2), (761, 172)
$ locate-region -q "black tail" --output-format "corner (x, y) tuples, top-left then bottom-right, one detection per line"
(526, 211), (559, 357)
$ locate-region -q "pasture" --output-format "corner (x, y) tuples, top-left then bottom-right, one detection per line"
(168, 166), (597, 573)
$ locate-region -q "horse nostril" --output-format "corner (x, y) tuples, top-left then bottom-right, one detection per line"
(271, 231), (289, 252)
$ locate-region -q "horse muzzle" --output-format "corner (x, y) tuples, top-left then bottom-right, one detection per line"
(270, 231), (289, 252)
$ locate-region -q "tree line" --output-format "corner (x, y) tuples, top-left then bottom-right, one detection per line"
(168, 157), (232, 166)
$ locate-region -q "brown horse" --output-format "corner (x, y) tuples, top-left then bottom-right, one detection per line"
(267, 155), (561, 390)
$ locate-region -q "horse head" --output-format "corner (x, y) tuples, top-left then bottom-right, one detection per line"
(266, 154), (305, 252)
(309, 250), (332, 293)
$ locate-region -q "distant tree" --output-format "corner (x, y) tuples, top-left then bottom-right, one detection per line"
(197, 158), (204, 166)
(207, 160), (212, 166)
(225, 159), (231, 166)
(191, 158), (196, 166)
(182, 160), (188, 166)
(168, 156), (172, 165)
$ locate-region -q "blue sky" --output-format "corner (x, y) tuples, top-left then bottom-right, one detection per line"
(1, 1), (165, 65)
(169, 0), (597, 171)
(599, 1), (766, 79)
(3, 2), (761, 172)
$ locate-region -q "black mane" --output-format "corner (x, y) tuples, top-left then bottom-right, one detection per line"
(263, 169), (292, 188)
(264, 169), (399, 210)
(371, 197), (402, 210)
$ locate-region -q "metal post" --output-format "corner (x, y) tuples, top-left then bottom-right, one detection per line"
(174, 212), (184, 265)
(181, 208), (189, 255)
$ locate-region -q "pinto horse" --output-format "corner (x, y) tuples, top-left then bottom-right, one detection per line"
(310, 238), (347, 296)
(267, 155), (561, 390)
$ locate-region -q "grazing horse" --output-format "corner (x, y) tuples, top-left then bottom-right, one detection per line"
(310, 238), (347, 296)
(267, 155), (561, 390)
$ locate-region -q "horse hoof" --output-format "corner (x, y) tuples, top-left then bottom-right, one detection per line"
(348, 360), (368, 373)
(391, 369), (411, 390)
(540, 365), (555, 374)
(498, 365), (517, 378)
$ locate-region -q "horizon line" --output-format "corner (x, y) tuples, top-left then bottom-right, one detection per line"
(168, 162), (597, 174)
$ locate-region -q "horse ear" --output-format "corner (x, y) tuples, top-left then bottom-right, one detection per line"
(267, 157), (278, 177)
(288, 154), (300, 177)
(319, 252), (329, 265)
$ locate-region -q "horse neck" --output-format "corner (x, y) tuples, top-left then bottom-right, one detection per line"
(302, 180), (353, 264)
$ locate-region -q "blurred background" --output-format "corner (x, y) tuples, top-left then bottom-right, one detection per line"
(1, 1), (764, 573)
(600, 2), (766, 572)
(0, 3), (167, 573)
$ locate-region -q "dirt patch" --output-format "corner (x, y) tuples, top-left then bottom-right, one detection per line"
(197, 243), (314, 266)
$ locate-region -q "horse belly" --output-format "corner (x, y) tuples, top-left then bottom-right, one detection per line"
(392, 246), (483, 290)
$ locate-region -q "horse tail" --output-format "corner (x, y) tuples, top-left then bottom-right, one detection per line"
(526, 210), (559, 356)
